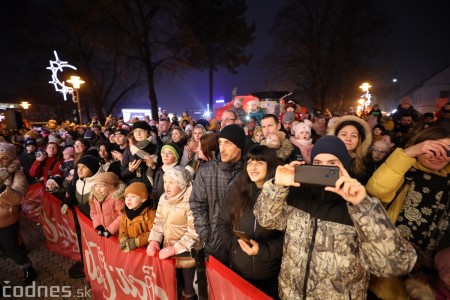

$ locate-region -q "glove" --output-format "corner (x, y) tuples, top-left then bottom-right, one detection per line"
(119, 237), (129, 252)
(0, 168), (9, 181)
(146, 240), (160, 257)
(159, 246), (176, 260)
(127, 238), (138, 251)
(95, 225), (106, 236)
(119, 237), (139, 252)
(103, 230), (112, 238)
(61, 204), (69, 214)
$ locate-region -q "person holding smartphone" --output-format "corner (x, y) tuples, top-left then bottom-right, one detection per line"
(29, 142), (64, 185)
(217, 145), (283, 299)
(253, 135), (416, 299)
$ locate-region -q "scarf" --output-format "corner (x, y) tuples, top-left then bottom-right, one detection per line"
(162, 162), (178, 173)
(125, 199), (151, 221)
(396, 168), (450, 260)
(162, 186), (188, 206)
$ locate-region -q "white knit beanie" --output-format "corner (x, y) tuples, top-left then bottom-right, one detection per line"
(163, 166), (193, 190)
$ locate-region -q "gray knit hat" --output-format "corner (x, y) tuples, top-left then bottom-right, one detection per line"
(163, 166), (193, 190)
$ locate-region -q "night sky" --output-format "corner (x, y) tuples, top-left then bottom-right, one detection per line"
(1, 0), (450, 114)
(154, 0), (450, 112)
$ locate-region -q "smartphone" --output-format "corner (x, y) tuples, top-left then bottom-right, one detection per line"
(447, 148), (450, 157)
(294, 165), (339, 186)
(233, 230), (252, 247)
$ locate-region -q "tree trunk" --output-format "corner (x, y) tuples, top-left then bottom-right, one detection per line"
(208, 59), (214, 113)
(148, 76), (159, 121)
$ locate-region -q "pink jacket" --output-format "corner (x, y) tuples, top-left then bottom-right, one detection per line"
(90, 184), (125, 235)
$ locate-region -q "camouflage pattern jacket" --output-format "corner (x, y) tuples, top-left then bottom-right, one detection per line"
(254, 179), (417, 299)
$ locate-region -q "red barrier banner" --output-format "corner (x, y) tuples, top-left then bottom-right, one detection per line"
(77, 210), (177, 300)
(40, 188), (81, 261)
(206, 256), (272, 300)
(22, 183), (45, 222)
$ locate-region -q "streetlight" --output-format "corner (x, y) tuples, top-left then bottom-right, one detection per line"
(20, 101), (31, 121)
(67, 76), (85, 124)
(20, 101), (31, 110)
(359, 82), (372, 115)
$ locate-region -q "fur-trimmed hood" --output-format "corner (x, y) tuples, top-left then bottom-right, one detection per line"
(327, 115), (372, 160)
(261, 138), (293, 162)
(89, 180), (127, 204)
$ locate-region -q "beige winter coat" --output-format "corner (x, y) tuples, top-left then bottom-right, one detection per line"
(149, 185), (198, 254)
(0, 168), (28, 228)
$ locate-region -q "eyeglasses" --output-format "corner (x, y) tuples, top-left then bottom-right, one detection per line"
(161, 151), (174, 157)
(221, 118), (236, 123)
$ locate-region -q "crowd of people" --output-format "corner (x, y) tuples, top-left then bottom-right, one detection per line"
(0, 98), (449, 299)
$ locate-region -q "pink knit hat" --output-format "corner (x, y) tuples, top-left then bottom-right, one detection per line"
(63, 146), (75, 156)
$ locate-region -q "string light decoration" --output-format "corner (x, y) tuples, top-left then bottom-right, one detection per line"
(47, 51), (77, 100)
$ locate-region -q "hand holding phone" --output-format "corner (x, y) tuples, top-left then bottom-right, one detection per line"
(294, 165), (339, 186)
(233, 230), (252, 247)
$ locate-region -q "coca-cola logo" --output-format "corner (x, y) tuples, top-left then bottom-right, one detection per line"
(83, 234), (170, 300)
(41, 205), (79, 252)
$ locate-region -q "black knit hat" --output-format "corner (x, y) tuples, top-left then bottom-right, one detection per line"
(373, 124), (385, 132)
(311, 135), (351, 171)
(218, 124), (246, 154)
(77, 155), (100, 175)
(132, 121), (151, 132)
(24, 138), (37, 147)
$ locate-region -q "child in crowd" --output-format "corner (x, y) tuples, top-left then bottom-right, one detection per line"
(263, 131), (285, 149)
(60, 146), (75, 188)
(372, 124), (385, 143)
(252, 127), (263, 144)
(147, 166), (198, 300)
(19, 138), (38, 184)
(370, 141), (390, 163)
(248, 99), (264, 125)
(261, 131), (292, 162)
(290, 122), (313, 164)
(90, 172), (125, 238)
(152, 143), (182, 206)
(45, 176), (65, 200)
(119, 182), (156, 252)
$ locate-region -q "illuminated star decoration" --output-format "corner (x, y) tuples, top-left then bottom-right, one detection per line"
(47, 50), (77, 100)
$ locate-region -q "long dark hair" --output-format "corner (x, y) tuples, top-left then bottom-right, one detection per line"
(230, 145), (281, 227)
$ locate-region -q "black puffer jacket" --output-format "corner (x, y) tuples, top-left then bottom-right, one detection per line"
(217, 184), (283, 280)
(189, 158), (243, 264)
